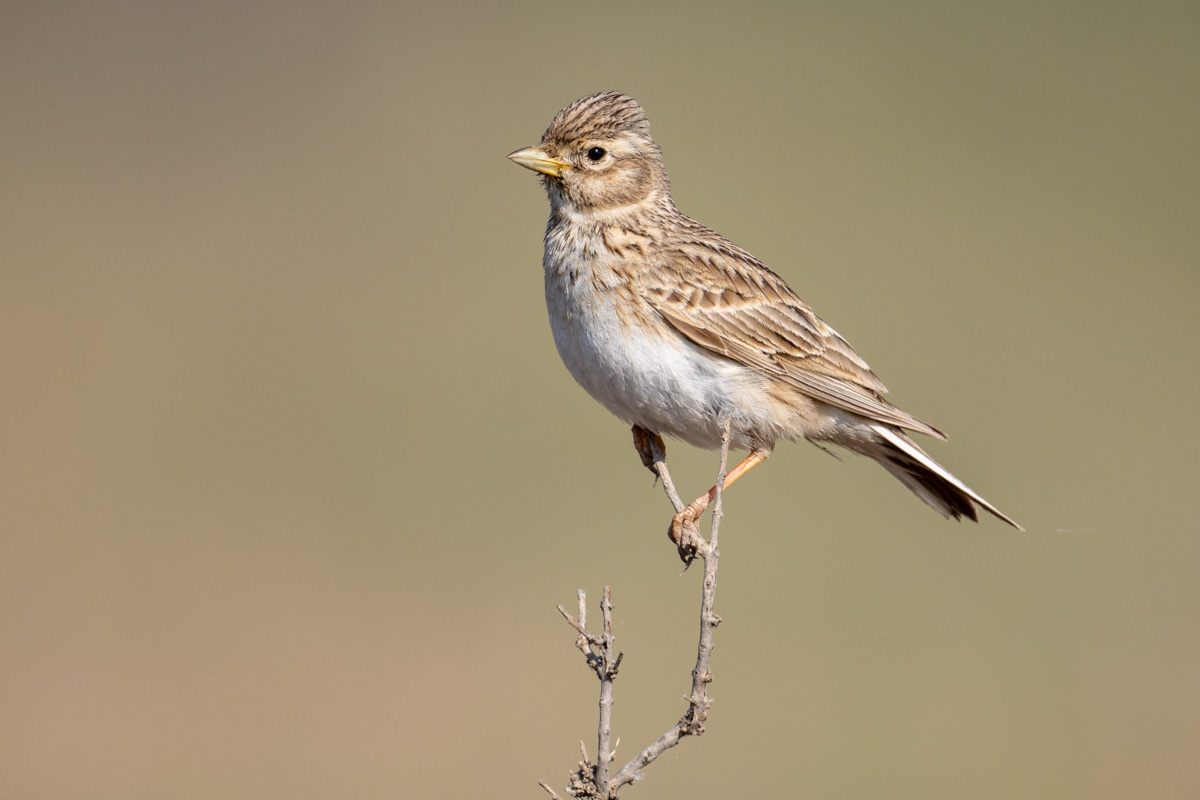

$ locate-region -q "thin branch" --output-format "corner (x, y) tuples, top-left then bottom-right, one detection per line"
(608, 418), (729, 792)
(632, 425), (684, 513)
(596, 587), (616, 790)
(645, 432), (685, 514)
(540, 420), (732, 798)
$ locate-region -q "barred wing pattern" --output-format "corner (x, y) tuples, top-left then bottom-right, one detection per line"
(641, 238), (946, 440)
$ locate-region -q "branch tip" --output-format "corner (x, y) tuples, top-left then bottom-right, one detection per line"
(544, 420), (732, 797)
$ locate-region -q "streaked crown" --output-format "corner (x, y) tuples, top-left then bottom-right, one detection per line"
(542, 91), (653, 147)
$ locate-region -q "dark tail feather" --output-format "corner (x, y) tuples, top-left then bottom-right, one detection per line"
(867, 424), (1023, 530)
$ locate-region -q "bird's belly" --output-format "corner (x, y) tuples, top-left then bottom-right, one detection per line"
(546, 277), (771, 450)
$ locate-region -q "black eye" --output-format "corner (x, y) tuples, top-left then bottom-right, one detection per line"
(586, 147), (606, 161)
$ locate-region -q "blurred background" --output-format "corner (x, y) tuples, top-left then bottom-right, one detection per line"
(2, 2), (1197, 798)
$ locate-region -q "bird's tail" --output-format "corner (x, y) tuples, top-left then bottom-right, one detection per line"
(861, 423), (1023, 530)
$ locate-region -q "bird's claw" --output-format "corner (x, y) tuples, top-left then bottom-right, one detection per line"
(668, 510), (702, 567)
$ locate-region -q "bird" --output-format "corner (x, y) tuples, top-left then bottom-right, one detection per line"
(507, 91), (1021, 555)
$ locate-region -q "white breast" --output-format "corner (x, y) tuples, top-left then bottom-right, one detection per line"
(543, 246), (771, 451)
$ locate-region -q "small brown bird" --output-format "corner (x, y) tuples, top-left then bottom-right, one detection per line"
(509, 91), (1020, 549)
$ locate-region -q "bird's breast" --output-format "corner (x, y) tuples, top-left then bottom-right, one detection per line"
(542, 244), (769, 450)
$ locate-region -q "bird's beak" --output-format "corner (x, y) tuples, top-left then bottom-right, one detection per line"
(507, 147), (571, 178)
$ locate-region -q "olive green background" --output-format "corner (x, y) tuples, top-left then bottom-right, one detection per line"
(2, 2), (1197, 798)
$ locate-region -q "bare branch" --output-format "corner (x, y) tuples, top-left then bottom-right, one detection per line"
(596, 587), (616, 790)
(645, 433), (685, 514)
(556, 604), (585, 635)
(632, 425), (684, 513)
(540, 420), (732, 799)
(609, 419), (729, 792)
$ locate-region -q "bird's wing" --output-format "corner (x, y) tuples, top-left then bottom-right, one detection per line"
(640, 238), (946, 440)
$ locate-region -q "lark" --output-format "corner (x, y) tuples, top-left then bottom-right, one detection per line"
(509, 91), (1020, 554)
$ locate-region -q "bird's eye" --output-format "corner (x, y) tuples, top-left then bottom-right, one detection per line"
(586, 147), (607, 162)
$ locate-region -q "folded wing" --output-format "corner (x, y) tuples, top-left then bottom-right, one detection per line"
(641, 241), (947, 440)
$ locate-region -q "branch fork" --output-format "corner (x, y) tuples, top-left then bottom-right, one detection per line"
(540, 420), (732, 799)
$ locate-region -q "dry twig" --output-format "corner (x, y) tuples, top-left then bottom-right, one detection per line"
(540, 420), (731, 799)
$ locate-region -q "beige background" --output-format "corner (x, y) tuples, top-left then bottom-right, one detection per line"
(2, 2), (1197, 798)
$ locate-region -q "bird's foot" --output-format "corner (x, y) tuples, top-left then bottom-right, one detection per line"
(668, 504), (704, 566)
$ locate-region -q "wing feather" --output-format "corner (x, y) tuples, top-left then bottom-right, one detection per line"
(644, 243), (947, 440)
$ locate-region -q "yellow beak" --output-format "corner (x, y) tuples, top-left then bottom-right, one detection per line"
(507, 147), (571, 178)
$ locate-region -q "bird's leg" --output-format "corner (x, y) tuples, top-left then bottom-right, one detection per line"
(632, 426), (686, 512)
(669, 448), (770, 563)
(632, 425), (666, 475)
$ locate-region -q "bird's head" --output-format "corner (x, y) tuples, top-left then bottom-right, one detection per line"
(508, 91), (671, 214)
